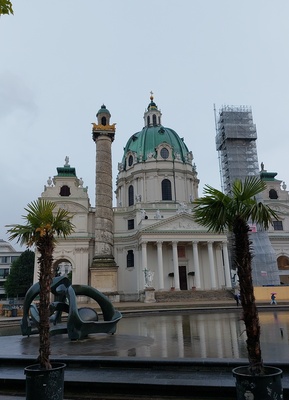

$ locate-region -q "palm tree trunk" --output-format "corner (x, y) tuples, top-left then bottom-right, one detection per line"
(37, 240), (54, 369)
(234, 217), (264, 375)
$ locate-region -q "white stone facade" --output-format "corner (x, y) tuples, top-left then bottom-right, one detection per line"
(260, 170), (289, 285)
(31, 103), (289, 299)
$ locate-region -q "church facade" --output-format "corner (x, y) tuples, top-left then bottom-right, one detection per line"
(33, 96), (289, 300)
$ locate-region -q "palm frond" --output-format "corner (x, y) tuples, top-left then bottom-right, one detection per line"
(6, 199), (75, 246)
(193, 185), (232, 233)
(193, 177), (279, 233)
(232, 177), (266, 201)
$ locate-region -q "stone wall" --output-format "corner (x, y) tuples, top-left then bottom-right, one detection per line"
(155, 289), (234, 303)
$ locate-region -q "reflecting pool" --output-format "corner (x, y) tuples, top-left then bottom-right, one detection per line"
(1, 310), (288, 361)
(115, 310), (289, 360)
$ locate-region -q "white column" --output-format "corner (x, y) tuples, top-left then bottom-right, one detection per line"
(172, 241), (180, 290)
(141, 242), (148, 287)
(192, 241), (201, 289)
(119, 186), (123, 207)
(157, 241), (164, 289)
(207, 241), (217, 289)
(222, 241), (232, 289)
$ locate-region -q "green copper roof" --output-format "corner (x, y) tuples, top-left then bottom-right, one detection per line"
(147, 99), (158, 110)
(260, 171), (278, 181)
(97, 104), (110, 116)
(122, 125), (190, 169)
(57, 166), (76, 177)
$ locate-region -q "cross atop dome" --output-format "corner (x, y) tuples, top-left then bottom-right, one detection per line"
(147, 91), (158, 112)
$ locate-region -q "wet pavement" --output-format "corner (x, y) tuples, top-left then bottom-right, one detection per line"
(0, 300), (288, 399)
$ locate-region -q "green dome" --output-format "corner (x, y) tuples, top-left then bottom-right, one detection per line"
(96, 104), (110, 116)
(122, 125), (190, 169)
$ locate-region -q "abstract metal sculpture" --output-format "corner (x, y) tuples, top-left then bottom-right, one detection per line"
(21, 276), (122, 340)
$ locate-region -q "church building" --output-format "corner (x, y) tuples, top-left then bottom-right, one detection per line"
(36, 95), (232, 300)
(34, 96), (289, 301)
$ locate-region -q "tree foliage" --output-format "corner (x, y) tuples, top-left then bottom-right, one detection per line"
(7, 199), (74, 369)
(193, 177), (279, 375)
(4, 249), (35, 298)
(0, 0), (13, 15)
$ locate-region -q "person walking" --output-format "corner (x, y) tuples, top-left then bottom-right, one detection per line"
(270, 293), (277, 305)
(234, 293), (240, 306)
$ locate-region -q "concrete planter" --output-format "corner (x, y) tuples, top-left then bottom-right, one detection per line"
(25, 362), (66, 400)
(233, 365), (283, 400)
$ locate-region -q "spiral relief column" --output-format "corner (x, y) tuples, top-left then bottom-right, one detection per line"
(90, 105), (118, 294)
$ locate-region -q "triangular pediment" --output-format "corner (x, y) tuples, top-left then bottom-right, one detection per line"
(141, 213), (206, 233)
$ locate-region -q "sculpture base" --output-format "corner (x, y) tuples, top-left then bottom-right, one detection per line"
(144, 288), (156, 303)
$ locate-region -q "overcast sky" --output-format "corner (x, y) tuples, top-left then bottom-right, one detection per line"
(1, 0), (289, 250)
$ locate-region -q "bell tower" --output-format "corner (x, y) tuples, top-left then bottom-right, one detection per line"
(90, 105), (118, 294)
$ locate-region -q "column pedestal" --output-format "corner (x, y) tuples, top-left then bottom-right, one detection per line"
(90, 257), (119, 301)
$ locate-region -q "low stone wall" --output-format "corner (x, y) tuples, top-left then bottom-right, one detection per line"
(155, 289), (234, 303)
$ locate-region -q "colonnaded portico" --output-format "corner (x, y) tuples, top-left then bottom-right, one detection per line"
(138, 238), (231, 291)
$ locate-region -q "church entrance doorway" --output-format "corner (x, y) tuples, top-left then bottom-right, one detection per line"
(179, 266), (188, 290)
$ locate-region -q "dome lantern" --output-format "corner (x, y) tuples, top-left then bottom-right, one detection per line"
(143, 92), (162, 127)
(96, 104), (111, 126)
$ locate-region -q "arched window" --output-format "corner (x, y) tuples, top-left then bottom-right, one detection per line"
(128, 155), (133, 166)
(153, 114), (157, 126)
(101, 116), (107, 126)
(128, 185), (134, 206)
(55, 261), (72, 277)
(269, 189), (278, 199)
(160, 147), (169, 159)
(162, 179), (172, 200)
(60, 185), (71, 197)
(147, 116), (150, 126)
(127, 250), (134, 268)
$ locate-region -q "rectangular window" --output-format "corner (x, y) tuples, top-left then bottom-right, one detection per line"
(4, 269), (9, 278)
(128, 219), (134, 230)
(0, 269), (9, 279)
(273, 221), (283, 231)
(127, 250), (134, 268)
(0, 257), (10, 264)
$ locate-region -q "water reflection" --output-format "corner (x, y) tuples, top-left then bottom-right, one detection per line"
(1, 310), (289, 361)
(116, 310), (289, 360)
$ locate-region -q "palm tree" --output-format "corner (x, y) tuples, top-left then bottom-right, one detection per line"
(193, 177), (279, 375)
(0, 0), (14, 15)
(7, 199), (74, 369)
